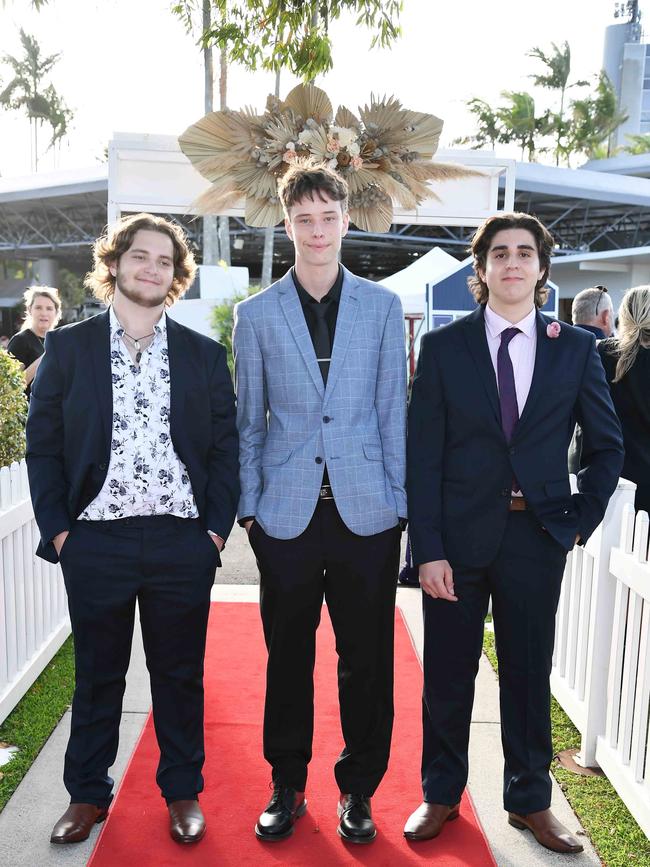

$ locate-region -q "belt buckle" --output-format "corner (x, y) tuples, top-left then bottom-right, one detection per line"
(319, 485), (333, 500)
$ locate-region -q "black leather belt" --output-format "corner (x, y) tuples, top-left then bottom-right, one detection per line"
(319, 484), (334, 500)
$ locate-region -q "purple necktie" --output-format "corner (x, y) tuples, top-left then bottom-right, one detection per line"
(498, 327), (521, 493)
(497, 327), (520, 441)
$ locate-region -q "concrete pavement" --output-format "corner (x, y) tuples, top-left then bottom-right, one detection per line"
(0, 524), (601, 866)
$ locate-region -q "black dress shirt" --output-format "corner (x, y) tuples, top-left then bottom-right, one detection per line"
(292, 265), (343, 372)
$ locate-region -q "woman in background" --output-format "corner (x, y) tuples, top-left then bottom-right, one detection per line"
(7, 286), (62, 396)
(598, 285), (650, 513)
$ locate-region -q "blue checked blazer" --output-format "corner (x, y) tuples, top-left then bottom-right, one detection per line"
(233, 266), (407, 539)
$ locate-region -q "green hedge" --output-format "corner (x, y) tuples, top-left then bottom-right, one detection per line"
(0, 350), (27, 468)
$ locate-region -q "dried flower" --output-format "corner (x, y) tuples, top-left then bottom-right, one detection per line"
(283, 150), (298, 163)
(326, 135), (340, 154)
(350, 155), (364, 171)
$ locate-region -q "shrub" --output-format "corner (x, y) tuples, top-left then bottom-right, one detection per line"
(211, 284), (262, 376)
(0, 350), (27, 467)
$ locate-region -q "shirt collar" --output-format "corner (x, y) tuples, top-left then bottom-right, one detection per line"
(484, 304), (537, 340)
(109, 305), (167, 340)
(291, 265), (343, 306)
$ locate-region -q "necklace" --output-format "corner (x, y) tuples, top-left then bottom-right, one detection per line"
(122, 330), (155, 364)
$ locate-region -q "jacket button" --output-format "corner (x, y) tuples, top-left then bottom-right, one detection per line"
(323, 416), (331, 423)
(99, 462), (107, 471)
(315, 456), (323, 464)
(501, 488), (510, 497)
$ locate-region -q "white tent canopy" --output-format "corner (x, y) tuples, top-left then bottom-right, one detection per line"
(379, 247), (457, 315)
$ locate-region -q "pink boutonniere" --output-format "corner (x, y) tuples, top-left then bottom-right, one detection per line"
(546, 321), (561, 339)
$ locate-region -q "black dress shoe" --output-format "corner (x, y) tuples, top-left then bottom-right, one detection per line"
(337, 794), (376, 843)
(255, 784), (307, 841)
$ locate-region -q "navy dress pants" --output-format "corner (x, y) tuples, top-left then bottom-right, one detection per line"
(420, 511), (568, 814)
(249, 499), (401, 796)
(58, 515), (219, 807)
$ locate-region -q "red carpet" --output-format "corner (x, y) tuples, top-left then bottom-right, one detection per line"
(89, 602), (495, 866)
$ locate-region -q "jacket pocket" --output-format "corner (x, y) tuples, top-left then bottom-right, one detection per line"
(261, 449), (293, 466)
(363, 441), (383, 461)
(544, 479), (571, 499)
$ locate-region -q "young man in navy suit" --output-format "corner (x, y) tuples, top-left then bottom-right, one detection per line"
(26, 214), (239, 846)
(404, 213), (623, 853)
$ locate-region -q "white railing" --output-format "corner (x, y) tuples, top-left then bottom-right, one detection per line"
(0, 460), (70, 724)
(551, 478), (650, 838)
(596, 504), (650, 839)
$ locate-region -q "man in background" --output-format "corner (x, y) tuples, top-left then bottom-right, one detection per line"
(571, 285), (614, 339)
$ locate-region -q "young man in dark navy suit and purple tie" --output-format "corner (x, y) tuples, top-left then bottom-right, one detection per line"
(404, 213), (623, 854)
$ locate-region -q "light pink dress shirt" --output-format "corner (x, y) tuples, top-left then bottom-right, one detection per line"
(484, 304), (537, 416)
(484, 305), (538, 496)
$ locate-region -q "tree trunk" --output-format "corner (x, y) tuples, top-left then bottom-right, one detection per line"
(260, 67), (282, 288)
(218, 44), (231, 265)
(202, 0), (218, 266)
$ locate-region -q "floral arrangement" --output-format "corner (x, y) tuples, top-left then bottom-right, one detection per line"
(179, 84), (478, 233)
(547, 321), (561, 338)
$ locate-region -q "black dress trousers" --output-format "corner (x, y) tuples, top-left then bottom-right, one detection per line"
(249, 499), (401, 795)
(420, 511), (568, 814)
(59, 515), (219, 807)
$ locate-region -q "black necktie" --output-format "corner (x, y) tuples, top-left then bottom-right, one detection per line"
(312, 300), (331, 385)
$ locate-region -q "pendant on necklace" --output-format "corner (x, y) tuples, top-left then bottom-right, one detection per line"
(135, 350), (142, 364)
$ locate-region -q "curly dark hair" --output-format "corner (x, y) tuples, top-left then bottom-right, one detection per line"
(468, 212), (554, 308)
(85, 213), (196, 306)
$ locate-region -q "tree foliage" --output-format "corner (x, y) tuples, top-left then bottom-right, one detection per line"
(173, 0), (402, 82)
(0, 350), (27, 468)
(456, 41), (626, 166)
(0, 29), (73, 170)
(211, 283), (261, 375)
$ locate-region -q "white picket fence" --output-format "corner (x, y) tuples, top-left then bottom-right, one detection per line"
(551, 477), (650, 838)
(0, 460), (70, 724)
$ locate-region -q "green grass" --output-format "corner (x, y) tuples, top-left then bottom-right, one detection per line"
(0, 637), (75, 812)
(483, 625), (650, 866)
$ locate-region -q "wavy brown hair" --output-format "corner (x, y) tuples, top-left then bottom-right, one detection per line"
(84, 213), (196, 306)
(278, 159), (348, 216)
(468, 212), (554, 308)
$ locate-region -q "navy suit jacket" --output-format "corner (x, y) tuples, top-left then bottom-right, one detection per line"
(407, 305), (624, 568)
(26, 310), (240, 564)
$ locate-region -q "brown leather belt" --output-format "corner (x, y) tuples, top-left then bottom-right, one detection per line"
(509, 497), (527, 511)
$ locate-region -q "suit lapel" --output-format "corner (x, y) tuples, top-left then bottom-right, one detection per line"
(324, 268), (358, 400)
(166, 315), (191, 449)
(278, 271), (325, 398)
(88, 310), (112, 454)
(460, 306), (501, 426)
(514, 311), (552, 439)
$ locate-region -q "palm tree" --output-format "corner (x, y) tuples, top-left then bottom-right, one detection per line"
(497, 91), (540, 161)
(568, 72), (628, 163)
(0, 29), (64, 170)
(528, 41), (588, 165)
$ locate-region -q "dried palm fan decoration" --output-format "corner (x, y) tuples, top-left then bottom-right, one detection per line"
(179, 83), (478, 233)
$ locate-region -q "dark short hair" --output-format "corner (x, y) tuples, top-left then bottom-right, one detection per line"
(84, 213), (196, 306)
(278, 160), (348, 216)
(468, 212), (554, 308)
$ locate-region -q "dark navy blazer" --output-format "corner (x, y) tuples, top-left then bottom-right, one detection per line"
(407, 305), (624, 568)
(26, 310), (240, 563)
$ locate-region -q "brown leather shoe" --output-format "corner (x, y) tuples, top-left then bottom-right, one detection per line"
(168, 799), (206, 844)
(508, 808), (584, 854)
(403, 801), (460, 841)
(50, 803), (108, 844)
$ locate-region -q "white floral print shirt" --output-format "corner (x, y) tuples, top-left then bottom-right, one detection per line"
(80, 307), (198, 521)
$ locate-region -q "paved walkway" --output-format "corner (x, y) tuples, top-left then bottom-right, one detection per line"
(0, 525), (601, 866)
